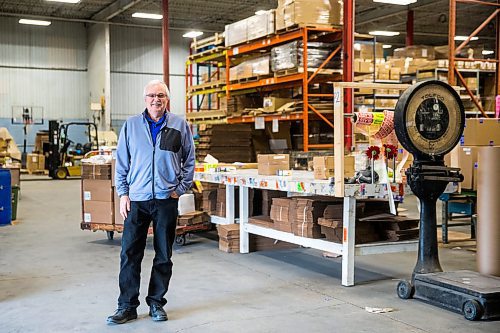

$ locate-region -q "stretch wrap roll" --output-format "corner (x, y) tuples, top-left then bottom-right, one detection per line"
(477, 146), (500, 277)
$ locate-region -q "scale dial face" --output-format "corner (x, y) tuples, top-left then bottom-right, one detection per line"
(395, 80), (465, 158)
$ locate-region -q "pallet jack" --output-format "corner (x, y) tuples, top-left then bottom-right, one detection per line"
(393, 80), (500, 321)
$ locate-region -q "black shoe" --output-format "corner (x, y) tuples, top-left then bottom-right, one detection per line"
(106, 308), (138, 325)
(149, 304), (168, 321)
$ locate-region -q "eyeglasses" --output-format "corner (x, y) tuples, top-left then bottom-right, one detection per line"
(146, 93), (168, 99)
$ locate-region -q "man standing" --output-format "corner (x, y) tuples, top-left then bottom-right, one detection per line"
(107, 80), (195, 324)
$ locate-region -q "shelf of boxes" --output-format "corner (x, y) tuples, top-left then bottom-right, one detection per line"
(415, 67), (497, 116)
(194, 168), (416, 287)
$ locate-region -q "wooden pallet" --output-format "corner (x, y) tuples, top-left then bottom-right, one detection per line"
(229, 74), (272, 84)
(276, 23), (340, 34)
(21, 169), (48, 175)
(274, 67), (341, 78)
(191, 33), (225, 52)
(188, 80), (225, 93)
(186, 110), (227, 121)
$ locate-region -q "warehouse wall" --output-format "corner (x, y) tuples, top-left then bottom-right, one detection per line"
(110, 26), (190, 132)
(0, 17), (190, 149)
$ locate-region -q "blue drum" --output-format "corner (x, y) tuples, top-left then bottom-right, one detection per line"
(0, 169), (12, 225)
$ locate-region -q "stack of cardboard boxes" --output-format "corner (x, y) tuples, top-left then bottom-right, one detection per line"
(454, 118), (500, 190)
(26, 153), (45, 173)
(81, 163), (114, 225)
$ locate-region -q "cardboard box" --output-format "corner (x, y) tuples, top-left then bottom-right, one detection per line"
(34, 132), (49, 153)
(257, 154), (290, 175)
(82, 179), (113, 202)
(114, 188), (124, 225)
(458, 146), (478, 189)
(111, 159), (115, 186)
(263, 97), (293, 112)
(313, 155), (355, 179)
(390, 68), (401, 80)
(6, 166), (20, 187)
(82, 163), (112, 180)
(280, 0), (343, 30)
(26, 153), (45, 172)
(359, 61), (374, 73)
(225, 18), (248, 47)
(461, 118), (500, 146)
(246, 10), (275, 41)
(83, 200), (114, 224)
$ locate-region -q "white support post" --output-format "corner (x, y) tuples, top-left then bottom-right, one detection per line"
(226, 185), (235, 224)
(342, 196), (356, 286)
(239, 186), (250, 253)
(333, 83), (345, 198)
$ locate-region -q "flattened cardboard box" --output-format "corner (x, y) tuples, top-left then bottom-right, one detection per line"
(461, 118), (500, 146)
(83, 201), (114, 224)
(114, 188), (124, 225)
(82, 179), (113, 202)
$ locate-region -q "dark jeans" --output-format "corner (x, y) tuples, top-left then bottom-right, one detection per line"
(117, 198), (178, 309)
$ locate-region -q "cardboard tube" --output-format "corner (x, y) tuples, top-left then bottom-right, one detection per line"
(477, 146), (500, 276)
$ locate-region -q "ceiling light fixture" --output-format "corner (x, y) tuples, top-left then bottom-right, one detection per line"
(131, 12), (163, 20)
(46, 0), (81, 3)
(383, 44), (392, 48)
(255, 10), (268, 15)
(373, 0), (417, 5)
(482, 50), (494, 55)
(19, 19), (51, 26)
(369, 30), (400, 36)
(454, 35), (479, 41)
(183, 31), (204, 38)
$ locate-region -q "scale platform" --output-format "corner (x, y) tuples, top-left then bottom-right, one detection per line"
(410, 270), (500, 320)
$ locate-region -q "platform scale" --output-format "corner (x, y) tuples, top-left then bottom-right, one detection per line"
(393, 80), (500, 321)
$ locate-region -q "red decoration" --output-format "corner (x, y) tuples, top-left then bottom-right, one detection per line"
(366, 145), (381, 161)
(383, 144), (398, 160)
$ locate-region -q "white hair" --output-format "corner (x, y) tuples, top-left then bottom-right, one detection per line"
(143, 80), (170, 98)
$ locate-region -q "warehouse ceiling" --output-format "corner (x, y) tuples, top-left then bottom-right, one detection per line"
(0, 0), (497, 48)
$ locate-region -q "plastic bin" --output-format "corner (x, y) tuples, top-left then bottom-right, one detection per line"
(11, 185), (19, 221)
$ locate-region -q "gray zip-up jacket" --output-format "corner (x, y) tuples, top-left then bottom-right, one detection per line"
(115, 110), (195, 201)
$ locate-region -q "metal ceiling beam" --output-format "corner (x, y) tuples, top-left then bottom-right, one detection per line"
(356, 0), (445, 25)
(92, 0), (143, 21)
(0, 11), (215, 31)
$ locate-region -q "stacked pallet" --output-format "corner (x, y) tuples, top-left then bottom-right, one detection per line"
(318, 201), (380, 244)
(270, 197), (296, 233)
(196, 124), (212, 162)
(208, 124), (254, 162)
(177, 211), (210, 226)
(359, 213), (419, 241)
(217, 223), (298, 253)
(317, 200), (416, 244)
(217, 224), (241, 253)
(81, 163), (114, 225)
(201, 182), (219, 214)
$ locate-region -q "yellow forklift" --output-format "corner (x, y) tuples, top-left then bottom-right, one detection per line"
(46, 120), (99, 179)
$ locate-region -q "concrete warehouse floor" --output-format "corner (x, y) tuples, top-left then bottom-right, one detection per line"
(0, 177), (497, 333)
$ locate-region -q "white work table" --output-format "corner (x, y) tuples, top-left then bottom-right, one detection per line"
(194, 169), (417, 286)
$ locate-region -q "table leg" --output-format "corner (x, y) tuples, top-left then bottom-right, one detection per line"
(239, 186), (249, 254)
(342, 196), (356, 287)
(226, 184), (235, 224)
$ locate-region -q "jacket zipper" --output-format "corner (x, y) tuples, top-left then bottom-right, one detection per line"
(152, 144), (155, 199)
